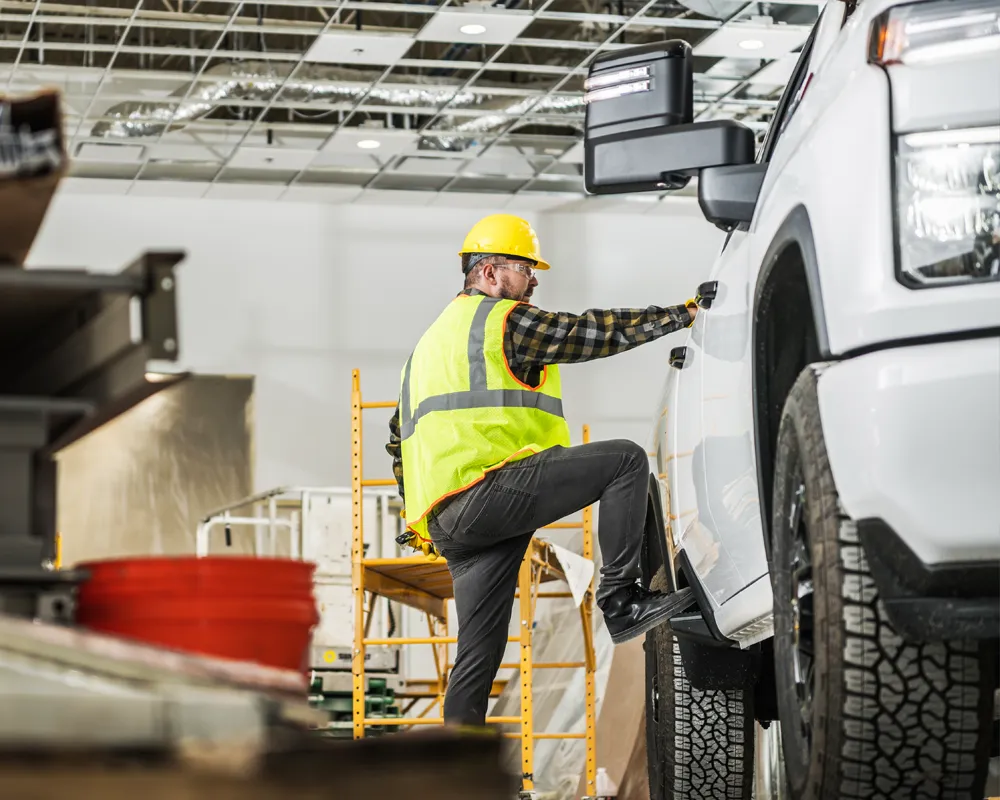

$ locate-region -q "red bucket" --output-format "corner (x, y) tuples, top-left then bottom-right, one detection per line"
(76, 556), (319, 673)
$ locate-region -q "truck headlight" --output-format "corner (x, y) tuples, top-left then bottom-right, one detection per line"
(896, 126), (1000, 287)
(870, 0), (1000, 65)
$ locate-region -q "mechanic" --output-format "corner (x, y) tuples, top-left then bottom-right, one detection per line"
(386, 213), (699, 727)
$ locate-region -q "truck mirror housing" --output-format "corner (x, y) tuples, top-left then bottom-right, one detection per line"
(583, 40), (757, 197)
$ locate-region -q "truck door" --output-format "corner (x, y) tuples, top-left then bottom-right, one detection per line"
(698, 231), (769, 600)
(666, 258), (741, 610)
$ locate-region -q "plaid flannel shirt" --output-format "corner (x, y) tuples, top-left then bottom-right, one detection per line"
(385, 288), (693, 503)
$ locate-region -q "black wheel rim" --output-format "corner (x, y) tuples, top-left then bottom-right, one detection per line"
(787, 469), (815, 748)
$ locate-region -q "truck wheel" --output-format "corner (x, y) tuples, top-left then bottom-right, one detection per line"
(771, 367), (996, 800)
(645, 567), (754, 800)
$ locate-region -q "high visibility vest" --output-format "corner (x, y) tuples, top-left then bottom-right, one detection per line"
(400, 294), (571, 540)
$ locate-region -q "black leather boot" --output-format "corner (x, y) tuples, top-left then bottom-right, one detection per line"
(599, 584), (695, 645)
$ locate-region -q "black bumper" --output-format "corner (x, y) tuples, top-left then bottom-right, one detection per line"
(858, 519), (1000, 643)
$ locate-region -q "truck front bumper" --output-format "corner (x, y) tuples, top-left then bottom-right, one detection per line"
(816, 336), (1000, 641)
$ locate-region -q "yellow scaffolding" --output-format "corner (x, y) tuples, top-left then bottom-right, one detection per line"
(350, 369), (598, 797)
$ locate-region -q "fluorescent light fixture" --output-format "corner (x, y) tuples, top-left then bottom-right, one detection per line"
(584, 80), (651, 105)
(357, 139), (382, 150)
(584, 65), (650, 91)
(739, 38), (765, 50)
(459, 23), (487, 35)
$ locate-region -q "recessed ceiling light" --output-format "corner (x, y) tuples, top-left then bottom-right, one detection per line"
(357, 139), (382, 150)
(739, 38), (765, 50)
(459, 23), (488, 35)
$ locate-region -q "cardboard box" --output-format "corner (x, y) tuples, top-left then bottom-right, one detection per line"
(0, 88), (66, 266)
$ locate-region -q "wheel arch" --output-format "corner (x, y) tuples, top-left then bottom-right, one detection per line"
(752, 205), (830, 559)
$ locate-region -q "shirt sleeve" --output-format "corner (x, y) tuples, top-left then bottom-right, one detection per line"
(506, 302), (693, 369)
(386, 404), (404, 503)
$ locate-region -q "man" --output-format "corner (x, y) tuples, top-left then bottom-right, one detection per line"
(386, 213), (697, 727)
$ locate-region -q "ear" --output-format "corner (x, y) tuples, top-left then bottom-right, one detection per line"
(480, 262), (499, 285)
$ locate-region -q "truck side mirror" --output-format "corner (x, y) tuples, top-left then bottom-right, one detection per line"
(583, 40), (757, 203)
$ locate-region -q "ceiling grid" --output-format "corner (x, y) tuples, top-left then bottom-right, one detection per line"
(0, 0), (821, 198)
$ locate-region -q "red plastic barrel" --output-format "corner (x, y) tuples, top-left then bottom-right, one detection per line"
(75, 556), (319, 673)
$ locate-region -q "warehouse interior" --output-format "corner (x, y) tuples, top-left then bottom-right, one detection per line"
(1, 0), (998, 798)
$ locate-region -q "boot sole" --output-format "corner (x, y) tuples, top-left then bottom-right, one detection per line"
(607, 587), (695, 645)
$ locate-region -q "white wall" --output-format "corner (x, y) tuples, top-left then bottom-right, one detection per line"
(30, 183), (723, 493)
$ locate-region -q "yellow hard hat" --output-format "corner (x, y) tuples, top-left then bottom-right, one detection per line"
(459, 214), (551, 271)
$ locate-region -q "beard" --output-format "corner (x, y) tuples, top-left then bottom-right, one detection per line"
(498, 274), (528, 302)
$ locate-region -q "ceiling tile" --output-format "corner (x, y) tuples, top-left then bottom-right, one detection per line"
(694, 22), (812, 60)
(148, 141), (230, 163)
(395, 155), (464, 175)
(75, 142), (145, 162)
(415, 9), (533, 45)
(305, 32), (414, 65)
(228, 147), (318, 170)
(321, 128), (418, 157)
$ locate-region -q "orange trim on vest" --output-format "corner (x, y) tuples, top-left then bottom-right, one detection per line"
(501, 301), (549, 392)
(404, 444), (544, 542)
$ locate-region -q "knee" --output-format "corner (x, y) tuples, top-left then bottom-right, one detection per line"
(612, 439), (649, 474)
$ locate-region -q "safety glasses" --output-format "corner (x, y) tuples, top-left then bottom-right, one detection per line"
(495, 261), (537, 281)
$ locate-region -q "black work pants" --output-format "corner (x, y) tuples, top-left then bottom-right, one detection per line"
(426, 439), (649, 726)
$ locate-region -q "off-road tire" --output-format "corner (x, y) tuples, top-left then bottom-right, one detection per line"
(771, 366), (996, 800)
(645, 567), (754, 800)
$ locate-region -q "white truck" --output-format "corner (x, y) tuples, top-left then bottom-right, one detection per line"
(581, 0), (999, 798)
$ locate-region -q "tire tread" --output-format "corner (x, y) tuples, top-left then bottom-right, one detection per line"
(775, 366), (994, 800)
(647, 568), (753, 800)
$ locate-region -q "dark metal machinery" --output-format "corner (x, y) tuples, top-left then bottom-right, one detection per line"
(0, 251), (185, 623)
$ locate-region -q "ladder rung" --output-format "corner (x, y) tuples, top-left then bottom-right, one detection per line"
(362, 478), (396, 487)
(363, 636), (518, 646)
(363, 716), (521, 726)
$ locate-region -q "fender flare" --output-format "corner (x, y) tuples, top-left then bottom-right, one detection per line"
(643, 473), (673, 589)
(751, 204), (830, 560)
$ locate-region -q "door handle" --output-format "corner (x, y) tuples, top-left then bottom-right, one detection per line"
(669, 346), (687, 370)
(696, 281), (718, 309)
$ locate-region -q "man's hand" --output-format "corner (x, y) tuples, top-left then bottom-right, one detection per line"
(685, 299), (699, 325)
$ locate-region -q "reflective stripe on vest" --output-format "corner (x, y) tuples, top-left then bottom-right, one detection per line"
(401, 390), (564, 440)
(399, 295), (570, 539)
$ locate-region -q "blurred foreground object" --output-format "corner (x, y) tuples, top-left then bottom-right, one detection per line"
(0, 89), (66, 266)
(0, 614), (514, 799)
